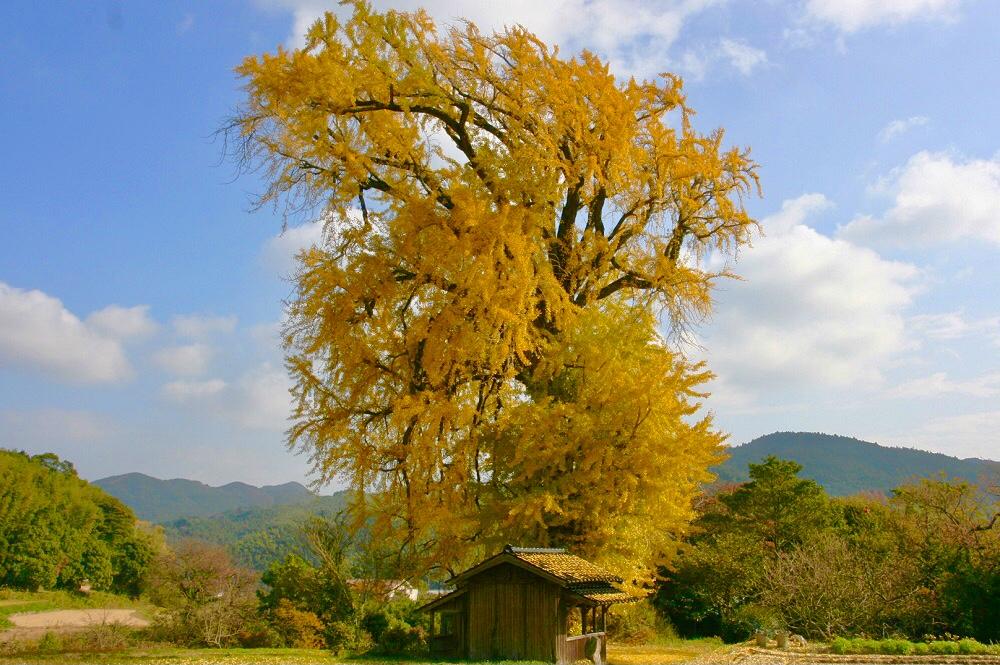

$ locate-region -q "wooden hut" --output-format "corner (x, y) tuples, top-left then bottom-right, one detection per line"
(421, 545), (639, 664)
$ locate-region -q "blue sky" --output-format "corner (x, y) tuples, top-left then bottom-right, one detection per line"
(1, 0), (998, 486)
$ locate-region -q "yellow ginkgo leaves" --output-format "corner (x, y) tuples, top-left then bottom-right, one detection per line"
(233, 1), (758, 582)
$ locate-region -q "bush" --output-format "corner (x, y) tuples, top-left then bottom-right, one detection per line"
(830, 637), (850, 654)
(36, 632), (62, 653)
(324, 620), (372, 654)
(958, 638), (984, 654)
(374, 619), (426, 655)
(147, 540), (258, 647)
(271, 598), (325, 648)
(361, 610), (390, 643)
(880, 639), (912, 655)
(929, 640), (960, 655)
(724, 604), (783, 642)
(605, 600), (676, 643)
(237, 621), (283, 648)
(828, 637), (996, 656)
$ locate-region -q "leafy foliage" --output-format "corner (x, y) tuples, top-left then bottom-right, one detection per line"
(259, 553), (353, 627)
(0, 449), (157, 595)
(233, 0), (758, 584)
(657, 457), (1000, 642)
(147, 540), (259, 647)
(162, 494), (348, 570)
(830, 637), (1000, 656)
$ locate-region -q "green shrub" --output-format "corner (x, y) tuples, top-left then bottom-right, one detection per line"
(724, 604), (783, 642)
(361, 610), (390, 643)
(857, 638), (880, 653)
(374, 619), (426, 655)
(879, 639), (913, 655)
(828, 635), (998, 656)
(36, 631), (62, 653)
(929, 640), (960, 654)
(238, 620), (284, 648)
(957, 638), (987, 654)
(830, 637), (851, 654)
(606, 600), (676, 643)
(324, 620), (372, 653)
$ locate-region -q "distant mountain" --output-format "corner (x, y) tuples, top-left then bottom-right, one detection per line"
(94, 472), (315, 522)
(715, 432), (999, 496)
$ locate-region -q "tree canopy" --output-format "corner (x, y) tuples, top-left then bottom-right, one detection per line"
(233, 1), (759, 584)
(0, 449), (156, 594)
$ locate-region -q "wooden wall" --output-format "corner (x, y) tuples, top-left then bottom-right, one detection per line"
(464, 563), (561, 662)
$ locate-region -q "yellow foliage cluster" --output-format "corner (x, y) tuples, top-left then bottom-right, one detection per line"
(233, 1), (759, 585)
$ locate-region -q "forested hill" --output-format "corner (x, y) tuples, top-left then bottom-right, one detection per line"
(0, 449), (153, 593)
(163, 492), (349, 570)
(715, 431), (998, 495)
(94, 472), (314, 522)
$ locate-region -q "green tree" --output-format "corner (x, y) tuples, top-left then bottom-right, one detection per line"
(0, 449), (154, 595)
(718, 456), (836, 551)
(657, 456), (837, 639)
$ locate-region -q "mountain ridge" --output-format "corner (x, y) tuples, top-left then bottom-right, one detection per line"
(714, 431), (998, 496)
(94, 471), (316, 523)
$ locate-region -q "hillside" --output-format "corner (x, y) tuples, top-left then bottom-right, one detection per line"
(163, 492), (349, 570)
(94, 472), (314, 522)
(715, 432), (999, 496)
(0, 450), (153, 594)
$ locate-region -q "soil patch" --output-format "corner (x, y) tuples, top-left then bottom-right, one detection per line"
(714, 647), (1000, 665)
(8, 609), (149, 630)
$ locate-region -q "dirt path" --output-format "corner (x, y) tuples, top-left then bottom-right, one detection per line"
(7, 609), (149, 629)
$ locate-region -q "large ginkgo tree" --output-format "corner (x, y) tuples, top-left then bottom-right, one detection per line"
(233, 1), (760, 584)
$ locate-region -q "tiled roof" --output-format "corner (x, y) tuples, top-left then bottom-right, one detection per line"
(571, 584), (642, 605)
(505, 546), (622, 584)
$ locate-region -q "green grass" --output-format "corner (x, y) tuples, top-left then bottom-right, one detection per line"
(829, 636), (1000, 656)
(0, 589), (153, 629)
(0, 647), (339, 664)
(0, 650), (564, 665)
(0, 640), (726, 665)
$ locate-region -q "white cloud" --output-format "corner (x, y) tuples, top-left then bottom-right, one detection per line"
(261, 219), (326, 274)
(161, 364), (291, 431)
(878, 115), (929, 143)
(0, 408), (115, 445)
(838, 151), (1000, 247)
(903, 410), (1000, 460)
(804, 0), (961, 33)
(675, 38), (768, 81)
(173, 314), (238, 338)
(256, 0), (726, 79)
(85, 304), (158, 339)
(162, 378), (227, 401)
(910, 311), (1000, 343)
(889, 371), (1000, 398)
(0, 282), (133, 383)
(718, 38), (767, 75)
(228, 364), (293, 430)
(703, 194), (919, 400)
(153, 343), (213, 376)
